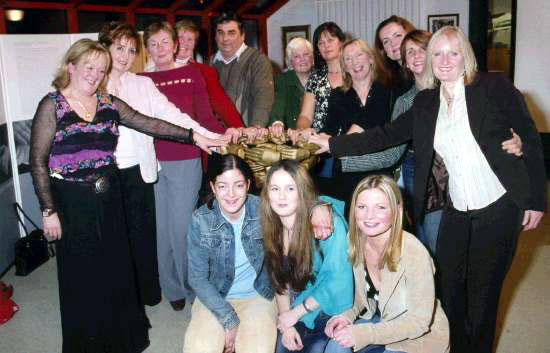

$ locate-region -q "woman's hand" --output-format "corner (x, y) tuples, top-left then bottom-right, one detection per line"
(311, 204), (333, 240)
(193, 133), (227, 154)
(224, 326), (238, 353)
(501, 128), (523, 157)
(277, 308), (301, 333)
(224, 127), (242, 144)
(332, 325), (355, 348)
(281, 326), (303, 351)
(346, 124), (364, 135)
(288, 128), (315, 145)
(269, 122), (285, 138)
(522, 210), (544, 230)
(324, 316), (352, 338)
(308, 132), (331, 154)
(43, 213), (62, 240)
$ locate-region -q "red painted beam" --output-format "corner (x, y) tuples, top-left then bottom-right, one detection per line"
(4, 1), (71, 10)
(128, 0), (145, 11)
(78, 4), (128, 13)
(174, 9), (204, 16)
(70, 0), (86, 8)
(0, 6), (6, 34)
(236, 1), (257, 16)
(259, 16), (268, 55)
(67, 7), (78, 33)
(169, 0), (189, 12)
(264, 0), (289, 17)
(202, 0), (225, 16)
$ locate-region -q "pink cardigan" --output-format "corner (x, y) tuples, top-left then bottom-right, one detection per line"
(111, 71), (218, 182)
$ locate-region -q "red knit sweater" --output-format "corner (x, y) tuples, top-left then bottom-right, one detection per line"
(139, 64), (221, 161)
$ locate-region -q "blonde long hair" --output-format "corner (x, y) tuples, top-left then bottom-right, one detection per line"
(52, 39), (111, 92)
(261, 160), (318, 294)
(420, 26), (477, 89)
(348, 175), (403, 271)
(339, 38), (379, 92)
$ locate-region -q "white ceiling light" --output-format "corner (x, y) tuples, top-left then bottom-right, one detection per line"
(6, 9), (24, 22)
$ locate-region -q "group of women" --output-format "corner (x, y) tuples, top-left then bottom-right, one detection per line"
(28, 12), (544, 353)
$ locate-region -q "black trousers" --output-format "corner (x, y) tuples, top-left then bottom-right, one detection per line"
(436, 193), (523, 353)
(119, 165), (161, 306)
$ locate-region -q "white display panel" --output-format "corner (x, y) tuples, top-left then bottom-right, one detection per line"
(0, 34), (71, 122)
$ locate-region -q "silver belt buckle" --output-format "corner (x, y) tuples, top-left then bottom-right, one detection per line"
(94, 176), (109, 193)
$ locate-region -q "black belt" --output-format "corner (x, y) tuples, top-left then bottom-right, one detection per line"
(52, 169), (116, 194)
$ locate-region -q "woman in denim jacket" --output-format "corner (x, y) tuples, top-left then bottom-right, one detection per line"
(261, 160), (353, 353)
(184, 154), (275, 353)
(185, 155), (332, 353)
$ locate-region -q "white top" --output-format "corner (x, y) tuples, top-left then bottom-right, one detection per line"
(433, 78), (506, 211)
(109, 71), (219, 183)
(212, 43), (247, 65)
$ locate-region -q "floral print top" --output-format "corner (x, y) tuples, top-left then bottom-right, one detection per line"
(47, 92), (119, 182)
(305, 66), (332, 131)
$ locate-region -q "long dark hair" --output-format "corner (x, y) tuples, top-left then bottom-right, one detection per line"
(312, 22), (346, 70)
(374, 15), (415, 87)
(204, 154), (254, 209)
(260, 160), (318, 294)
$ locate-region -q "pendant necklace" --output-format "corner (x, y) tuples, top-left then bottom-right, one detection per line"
(75, 98), (92, 120)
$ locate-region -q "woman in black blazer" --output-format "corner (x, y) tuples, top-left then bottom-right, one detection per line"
(309, 26), (546, 353)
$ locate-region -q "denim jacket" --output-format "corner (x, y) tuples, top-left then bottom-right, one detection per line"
(187, 194), (273, 330)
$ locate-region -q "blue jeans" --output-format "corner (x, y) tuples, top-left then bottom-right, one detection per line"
(401, 151), (426, 244)
(422, 209), (443, 255)
(275, 312), (332, 353)
(324, 316), (404, 353)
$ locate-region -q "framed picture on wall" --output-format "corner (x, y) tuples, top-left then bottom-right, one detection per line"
(281, 25), (310, 68)
(427, 14), (459, 33)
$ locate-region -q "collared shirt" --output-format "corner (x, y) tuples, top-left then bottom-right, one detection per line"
(213, 42), (247, 65)
(433, 78), (506, 211)
(175, 56), (191, 66)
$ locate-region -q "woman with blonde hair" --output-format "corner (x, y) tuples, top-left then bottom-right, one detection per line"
(31, 38), (222, 352)
(310, 26), (545, 352)
(261, 160), (353, 353)
(324, 175), (449, 353)
(319, 38), (402, 216)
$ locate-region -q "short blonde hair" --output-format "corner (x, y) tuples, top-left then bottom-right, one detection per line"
(339, 39), (379, 92)
(420, 26), (477, 89)
(285, 37), (313, 69)
(52, 39), (111, 92)
(348, 175), (403, 272)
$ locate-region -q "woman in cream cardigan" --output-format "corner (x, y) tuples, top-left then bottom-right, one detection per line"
(325, 175), (449, 353)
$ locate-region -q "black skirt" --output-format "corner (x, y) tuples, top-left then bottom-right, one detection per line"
(51, 168), (150, 353)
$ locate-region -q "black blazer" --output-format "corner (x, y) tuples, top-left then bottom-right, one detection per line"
(329, 73), (547, 219)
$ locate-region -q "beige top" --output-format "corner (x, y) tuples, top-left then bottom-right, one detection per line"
(331, 231), (450, 353)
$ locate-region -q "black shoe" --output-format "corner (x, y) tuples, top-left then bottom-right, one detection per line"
(170, 298), (186, 311)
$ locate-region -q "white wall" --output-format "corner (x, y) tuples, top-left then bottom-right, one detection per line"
(424, 0), (469, 35)
(514, 0), (550, 132)
(267, 0), (318, 70)
(267, 0), (468, 69)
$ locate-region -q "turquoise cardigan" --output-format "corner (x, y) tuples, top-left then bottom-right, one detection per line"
(293, 196), (353, 329)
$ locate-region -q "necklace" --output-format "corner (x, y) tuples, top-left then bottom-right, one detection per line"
(74, 97), (93, 120)
(327, 69), (341, 74)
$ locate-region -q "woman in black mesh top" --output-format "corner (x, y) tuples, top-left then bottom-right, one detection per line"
(30, 39), (222, 353)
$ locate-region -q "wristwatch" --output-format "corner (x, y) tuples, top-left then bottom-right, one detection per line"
(42, 208), (56, 217)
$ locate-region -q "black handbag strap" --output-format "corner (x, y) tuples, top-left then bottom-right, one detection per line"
(13, 203), (41, 235)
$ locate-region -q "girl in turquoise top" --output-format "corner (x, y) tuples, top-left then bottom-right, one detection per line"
(261, 160), (353, 353)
